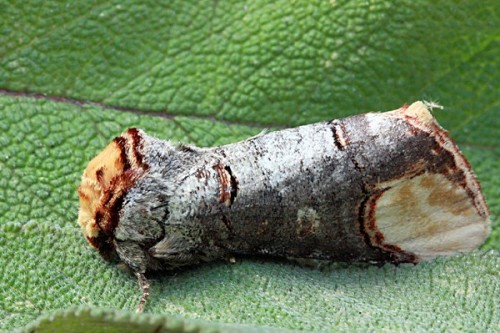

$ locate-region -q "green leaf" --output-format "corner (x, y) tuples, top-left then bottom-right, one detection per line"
(0, 1), (498, 332)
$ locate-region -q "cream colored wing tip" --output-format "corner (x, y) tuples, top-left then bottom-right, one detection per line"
(401, 101), (440, 126)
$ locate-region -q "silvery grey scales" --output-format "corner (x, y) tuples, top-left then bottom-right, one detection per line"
(78, 101), (491, 312)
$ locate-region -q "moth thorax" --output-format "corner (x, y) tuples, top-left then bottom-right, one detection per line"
(77, 128), (148, 259)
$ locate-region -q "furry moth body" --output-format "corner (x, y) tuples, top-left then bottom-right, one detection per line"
(78, 101), (490, 312)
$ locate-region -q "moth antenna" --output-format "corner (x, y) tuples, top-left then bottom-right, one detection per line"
(247, 128), (269, 140)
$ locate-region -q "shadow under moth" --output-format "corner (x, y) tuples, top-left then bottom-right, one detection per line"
(77, 101), (491, 312)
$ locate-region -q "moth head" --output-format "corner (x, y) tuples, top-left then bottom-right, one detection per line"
(77, 128), (148, 260)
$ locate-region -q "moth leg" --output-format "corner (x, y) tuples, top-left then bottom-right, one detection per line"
(135, 272), (150, 313)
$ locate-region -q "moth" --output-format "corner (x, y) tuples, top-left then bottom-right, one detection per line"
(78, 101), (491, 312)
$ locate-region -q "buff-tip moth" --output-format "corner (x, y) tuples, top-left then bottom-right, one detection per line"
(77, 101), (491, 312)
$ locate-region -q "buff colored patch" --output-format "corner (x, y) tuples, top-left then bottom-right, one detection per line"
(77, 141), (125, 244)
(401, 101), (434, 125)
(374, 173), (491, 260)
